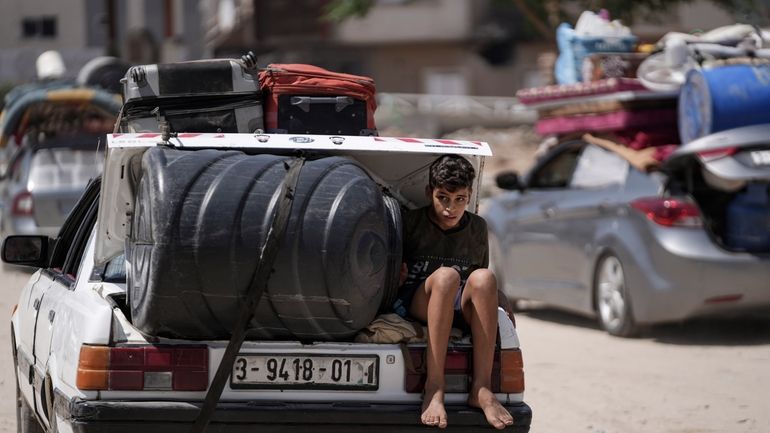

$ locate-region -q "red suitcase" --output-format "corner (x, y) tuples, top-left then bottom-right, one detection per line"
(259, 64), (377, 135)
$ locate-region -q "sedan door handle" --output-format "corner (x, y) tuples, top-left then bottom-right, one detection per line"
(48, 310), (55, 324)
(543, 207), (556, 218)
(33, 298), (41, 311)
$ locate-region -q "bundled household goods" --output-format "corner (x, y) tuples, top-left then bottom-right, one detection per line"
(521, 10), (678, 171)
(118, 57), (396, 341)
(523, 17), (770, 169)
(523, 17), (770, 252)
(555, 10), (638, 84)
(121, 55), (379, 136)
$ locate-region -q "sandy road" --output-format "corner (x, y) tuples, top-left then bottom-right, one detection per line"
(0, 267), (30, 432)
(0, 265), (768, 433)
(517, 306), (770, 433)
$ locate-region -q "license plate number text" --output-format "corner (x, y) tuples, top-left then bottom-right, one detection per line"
(750, 150), (770, 166)
(231, 354), (379, 390)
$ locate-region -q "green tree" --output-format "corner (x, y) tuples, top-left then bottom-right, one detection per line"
(324, 0), (769, 41)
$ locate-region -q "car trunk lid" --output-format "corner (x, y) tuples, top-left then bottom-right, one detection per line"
(663, 124), (770, 182)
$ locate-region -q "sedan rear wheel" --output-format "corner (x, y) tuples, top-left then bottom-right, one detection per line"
(595, 254), (639, 337)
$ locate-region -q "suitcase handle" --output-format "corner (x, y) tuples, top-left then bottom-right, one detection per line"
(290, 96), (354, 113)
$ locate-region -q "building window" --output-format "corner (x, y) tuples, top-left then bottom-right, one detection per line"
(21, 16), (58, 38)
(41, 17), (57, 37)
(22, 19), (37, 37)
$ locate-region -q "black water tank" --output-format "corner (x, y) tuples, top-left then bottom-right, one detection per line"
(127, 147), (401, 341)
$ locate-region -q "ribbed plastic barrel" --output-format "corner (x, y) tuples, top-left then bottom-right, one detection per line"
(127, 147), (401, 341)
(679, 64), (770, 143)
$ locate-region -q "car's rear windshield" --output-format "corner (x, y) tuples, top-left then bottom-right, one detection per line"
(29, 148), (104, 189)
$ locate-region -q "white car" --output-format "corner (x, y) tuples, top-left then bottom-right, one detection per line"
(4, 133), (531, 433)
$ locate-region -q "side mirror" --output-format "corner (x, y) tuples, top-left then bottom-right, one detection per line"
(1, 235), (49, 268)
(496, 171), (524, 191)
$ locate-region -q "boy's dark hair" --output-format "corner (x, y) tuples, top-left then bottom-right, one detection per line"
(428, 154), (475, 192)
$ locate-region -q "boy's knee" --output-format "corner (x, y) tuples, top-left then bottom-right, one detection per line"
(468, 268), (496, 288)
(428, 267), (462, 293)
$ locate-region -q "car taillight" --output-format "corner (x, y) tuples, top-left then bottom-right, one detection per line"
(404, 347), (525, 394)
(630, 197), (702, 227)
(76, 344), (208, 391)
(697, 146), (738, 162)
(11, 191), (33, 216)
(499, 349), (525, 393)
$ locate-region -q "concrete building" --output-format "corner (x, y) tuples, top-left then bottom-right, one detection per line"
(0, 0), (104, 84)
(0, 0), (204, 85)
(0, 0), (740, 91)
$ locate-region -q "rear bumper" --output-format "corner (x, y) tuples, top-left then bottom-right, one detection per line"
(60, 395), (532, 433)
(620, 219), (770, 323)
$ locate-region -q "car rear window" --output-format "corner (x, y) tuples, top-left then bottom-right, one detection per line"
(570, 145), (629, 189)
(29, 148), (104, 189)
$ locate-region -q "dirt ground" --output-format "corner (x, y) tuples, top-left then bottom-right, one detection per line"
(0, 268), (29, 432)
(516, 304), (770, 433)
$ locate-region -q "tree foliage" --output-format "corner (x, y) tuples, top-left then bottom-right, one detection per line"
(324, 0), (770, 40)
(323, 0), (376, 22)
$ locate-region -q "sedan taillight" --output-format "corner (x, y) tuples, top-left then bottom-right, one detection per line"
(77, 344), (208, 391)
(697, 146), (738, 162)
(630, 197), (702, 227)
(11, 191), (34, 216)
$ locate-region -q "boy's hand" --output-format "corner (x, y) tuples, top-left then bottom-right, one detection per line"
(498, 289), (516, 327)
(399, 263), (408, 287)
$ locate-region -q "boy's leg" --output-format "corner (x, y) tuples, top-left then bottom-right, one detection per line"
(461, 268), (514, 430)
(409, 267), (461, 428)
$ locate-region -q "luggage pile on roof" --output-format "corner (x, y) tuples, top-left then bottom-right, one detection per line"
(517, 11), (770, 172)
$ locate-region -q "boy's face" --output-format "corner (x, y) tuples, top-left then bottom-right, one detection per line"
(427, 186), (471, 230)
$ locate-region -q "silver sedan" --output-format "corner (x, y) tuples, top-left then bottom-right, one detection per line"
(484, 125), (770, 337)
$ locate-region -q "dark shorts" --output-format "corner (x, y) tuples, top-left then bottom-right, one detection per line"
(392, 281), (470, 333)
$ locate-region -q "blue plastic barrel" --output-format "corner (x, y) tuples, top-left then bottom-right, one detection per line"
(679, 64), (770, 143)
(725, 183), (770, 252)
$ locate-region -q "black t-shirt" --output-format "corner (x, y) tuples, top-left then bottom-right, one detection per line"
(400, 206), (489, 309)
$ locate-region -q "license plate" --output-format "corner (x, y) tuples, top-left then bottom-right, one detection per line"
(750, 150), (770, 166)
(231, 353), (379, 390)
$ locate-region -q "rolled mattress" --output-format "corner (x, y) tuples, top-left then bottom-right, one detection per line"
(679, 64), (770, 143)
(127, 147), (402, 341)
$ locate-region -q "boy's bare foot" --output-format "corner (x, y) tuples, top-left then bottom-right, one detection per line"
(468, 386), (514, 430)
(421, 388), (448, 428)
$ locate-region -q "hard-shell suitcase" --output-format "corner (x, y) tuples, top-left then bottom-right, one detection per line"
(259, 64), (377, 135)
(120, 57), (263, 134)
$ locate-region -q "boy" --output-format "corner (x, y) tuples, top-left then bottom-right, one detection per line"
(393, 154), (514, 429)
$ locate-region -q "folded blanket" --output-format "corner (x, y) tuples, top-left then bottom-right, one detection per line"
(354, 314), (463, 344)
